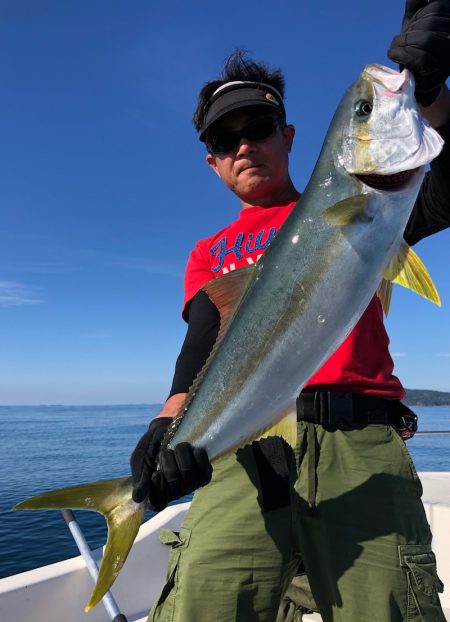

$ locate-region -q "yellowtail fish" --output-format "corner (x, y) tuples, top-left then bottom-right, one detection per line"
(15, 64), (443, 612)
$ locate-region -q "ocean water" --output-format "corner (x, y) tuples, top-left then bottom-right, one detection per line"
(0, 404), (449, 579)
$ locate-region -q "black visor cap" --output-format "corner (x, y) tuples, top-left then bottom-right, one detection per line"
(199, 83), (286, 142)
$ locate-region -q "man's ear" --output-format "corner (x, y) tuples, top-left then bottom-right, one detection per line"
(206, 153), (221, 178)
(283, 124), (295, 153)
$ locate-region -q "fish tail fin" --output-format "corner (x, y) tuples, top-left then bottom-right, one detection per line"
(14, 476), (144, 612)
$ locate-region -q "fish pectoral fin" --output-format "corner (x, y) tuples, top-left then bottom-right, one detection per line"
(14, 476), (144, 612)
(384, 242), (441, 307)
(377, 278), (393, 316)
(321, 194), (371, 225)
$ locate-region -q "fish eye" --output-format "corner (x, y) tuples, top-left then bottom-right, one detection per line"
(354, 99), (373, 118)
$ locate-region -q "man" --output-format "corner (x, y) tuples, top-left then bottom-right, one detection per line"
(131, 2), (450, 620)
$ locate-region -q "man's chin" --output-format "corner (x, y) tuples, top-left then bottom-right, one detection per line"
(238, 187), (276, 205)
(237, 175), (272, 196)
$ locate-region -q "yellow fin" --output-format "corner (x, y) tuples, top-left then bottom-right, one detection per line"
(231, 410), (298, 452)
(321, 194), (371, 225)
(85, 499), (143, 612)
(377, 278), (393, 316)
(14, 476), (144, 612)
(384, 242), (441, 306)
(256, 410), (298, 448)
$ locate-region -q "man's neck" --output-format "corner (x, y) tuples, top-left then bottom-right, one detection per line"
(240, 181), (300, 210)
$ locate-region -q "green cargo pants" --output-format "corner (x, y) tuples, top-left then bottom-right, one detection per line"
(148, 422), (445, 622)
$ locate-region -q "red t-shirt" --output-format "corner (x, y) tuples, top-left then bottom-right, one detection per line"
(183, 201), (404, 399)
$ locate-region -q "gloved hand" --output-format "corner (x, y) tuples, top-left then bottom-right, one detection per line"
(130, 417), (212, 511)
(131, 417), (172, 503)
(388, 0), (450, 106)
(149, 442), (213, 511)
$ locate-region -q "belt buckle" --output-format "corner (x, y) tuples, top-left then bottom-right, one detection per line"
(297, 393), (317, 423)
(326, 392), (354, 426)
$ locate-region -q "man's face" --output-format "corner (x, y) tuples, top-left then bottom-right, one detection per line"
(205, 108), (295, 205)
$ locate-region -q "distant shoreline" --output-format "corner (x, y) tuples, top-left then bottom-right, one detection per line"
(1, 389), (450, 408)
(404, 389), (450, 406)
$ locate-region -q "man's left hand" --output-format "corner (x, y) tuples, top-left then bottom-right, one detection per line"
(388, 0), (450, 106)
(147, 443), (213, 511)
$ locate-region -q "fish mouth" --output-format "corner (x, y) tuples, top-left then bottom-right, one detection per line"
(356, 168), (418, 190)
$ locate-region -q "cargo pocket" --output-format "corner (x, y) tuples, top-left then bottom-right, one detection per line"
(148, 527), (191, 622)
(399, 544), (445, 622)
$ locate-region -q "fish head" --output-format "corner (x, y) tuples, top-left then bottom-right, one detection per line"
(337, 64), (443, 191)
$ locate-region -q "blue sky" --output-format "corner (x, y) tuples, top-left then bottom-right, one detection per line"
(1, 0), (449, 405)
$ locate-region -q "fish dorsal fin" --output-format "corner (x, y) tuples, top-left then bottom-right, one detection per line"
(383, 242), (441, 307)
(187, 267), (255, 396)
(377, 278), (393, 316)
(321, 194), (371, 225)
(203, 264), (256, 331)
(14, 476), (144, 612)
(163, 266), (256, 447)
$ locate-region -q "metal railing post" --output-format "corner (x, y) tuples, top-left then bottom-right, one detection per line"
(61, 509), (128, 622)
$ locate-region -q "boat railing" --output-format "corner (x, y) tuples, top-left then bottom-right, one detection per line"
(61, 509), (128, 622)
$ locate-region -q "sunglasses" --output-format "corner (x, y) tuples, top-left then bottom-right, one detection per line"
(206, 116), (286, 156)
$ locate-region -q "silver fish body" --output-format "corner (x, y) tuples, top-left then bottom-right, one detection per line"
(164, 65), (441, 459)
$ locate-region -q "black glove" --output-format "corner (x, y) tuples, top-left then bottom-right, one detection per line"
(130, 418), (213, 511)
(388, 0), (450, 106)
(149, 442), (213, 511)
(130, 417), (172, 504)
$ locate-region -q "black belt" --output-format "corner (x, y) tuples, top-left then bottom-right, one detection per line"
(296, 391), (414, 428)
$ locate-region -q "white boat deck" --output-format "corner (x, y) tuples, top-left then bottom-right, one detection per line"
(1, 472), (449, 622)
